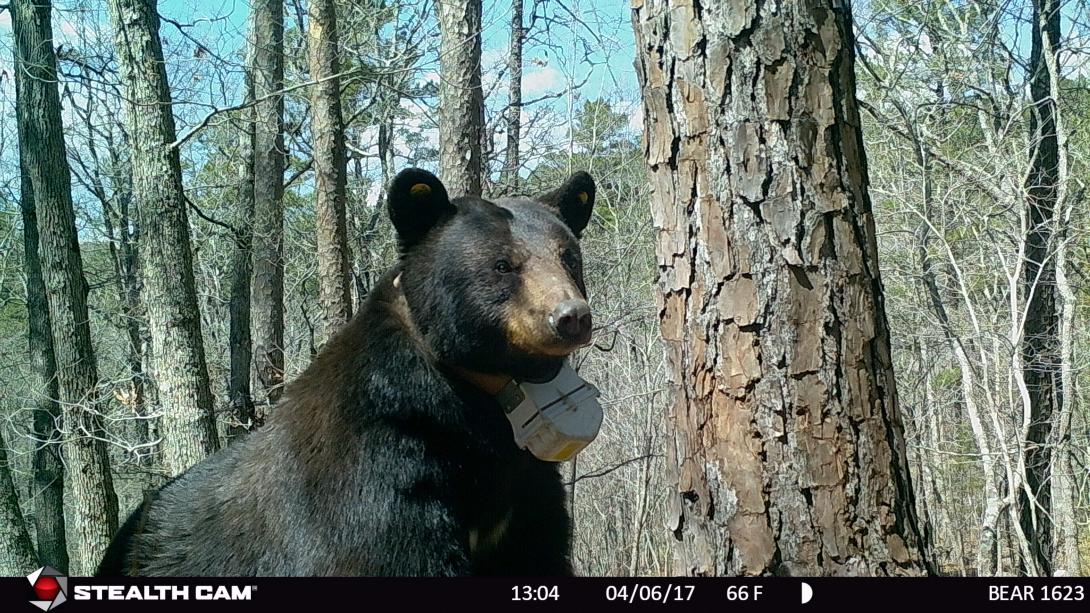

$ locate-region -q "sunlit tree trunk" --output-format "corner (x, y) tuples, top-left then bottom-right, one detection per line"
(308, 0), (353, 335)
(633, 0), (932, 575)
(437, 0), (484, 197)
(15, 0), (119, 573)
(251, 0), (287, 406)
(108, 0), (220, 475)
(500, 0), (524, 193)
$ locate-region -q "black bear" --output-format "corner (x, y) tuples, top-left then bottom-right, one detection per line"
(96, 168), (597, 576)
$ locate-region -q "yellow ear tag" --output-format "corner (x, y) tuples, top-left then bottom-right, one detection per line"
(410, 183), (432, 197)
(578, 191), (589, 204)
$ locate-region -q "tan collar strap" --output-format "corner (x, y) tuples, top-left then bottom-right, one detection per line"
(447, 365), (513, 396)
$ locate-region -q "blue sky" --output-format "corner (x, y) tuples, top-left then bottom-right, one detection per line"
(0, 1), (641, 206)
(0, 0), (641, 228)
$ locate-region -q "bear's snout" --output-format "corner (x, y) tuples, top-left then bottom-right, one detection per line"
(549, 299), (593, 345)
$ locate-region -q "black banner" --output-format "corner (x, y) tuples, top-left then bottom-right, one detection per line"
(4, 576), (1089, 612)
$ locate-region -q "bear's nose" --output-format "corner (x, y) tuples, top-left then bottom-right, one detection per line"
(550, 299), (593, 344)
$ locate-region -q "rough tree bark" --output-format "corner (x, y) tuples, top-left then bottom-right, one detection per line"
(108, 0), (220, 475)
(633, 0), (933, 575)
(18, 160), (69, 571)
(14, 0), (119, 574)
(437, 0), (484, 197)
(307, 0), (353, 334)
(500, 0), (524, 193)
(0, 428), (38, 575)
(251, 0), (287, 406)
(1019, 0), (1060, 576)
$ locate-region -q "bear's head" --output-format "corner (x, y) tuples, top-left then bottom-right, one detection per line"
(387, 168), (595, 383)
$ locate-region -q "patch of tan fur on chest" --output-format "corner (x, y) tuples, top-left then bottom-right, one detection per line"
(469, 509), (513, 557)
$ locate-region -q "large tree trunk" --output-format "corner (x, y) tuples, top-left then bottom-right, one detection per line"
(251, 0), (287, 407)
(0, 428), (38, 575)
(17, 115), (70, 571)
(14, 0), (119, 575)
(500, 0), (524, 193)
(633, 0), (932, 576)
(108, 0), (220, 476)
(437, 0), (484, 197)
(1019, 0), (1061, 576)
(19, 159), (69, 572)
(307, 0), (353, 335)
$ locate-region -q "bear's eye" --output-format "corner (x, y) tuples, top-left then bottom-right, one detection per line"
(494, 259), (515, 274)
(561, 248), (581, 273)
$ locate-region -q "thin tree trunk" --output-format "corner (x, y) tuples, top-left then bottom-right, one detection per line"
(920, 343), (962, 575)
(0, 428), (38, 575)
(19, 160), (69, 572)
(251, 0), (287, 408)
(1051, 206), (1079, 573)
(308, 0), (353, 335)
(92, 137), (149, 462)
(14, 0), (119, 574)
(229, 45), (258, 439)
(500, 0), (524, 193)
(108, 0), (220, 476)
(437, 0), (484, 197)
(633, 0), (932, 576)
(902, 344), (933, 563)
(106, 150), (148, 459)
(1019, 0), (1061, 576)
(912, 146), (1001, 575)
(628, 368), (657, 576)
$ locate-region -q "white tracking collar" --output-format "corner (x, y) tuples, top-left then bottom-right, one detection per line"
(495, 365), (603, 462)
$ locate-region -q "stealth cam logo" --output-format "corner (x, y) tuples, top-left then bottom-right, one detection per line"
(26, 566), (67, 611)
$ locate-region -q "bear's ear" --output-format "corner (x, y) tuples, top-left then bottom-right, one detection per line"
(387, 168), (456, 250)
(536, 171), (595, 238)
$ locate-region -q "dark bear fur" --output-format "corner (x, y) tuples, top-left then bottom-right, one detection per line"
(96, 168), (596, 576)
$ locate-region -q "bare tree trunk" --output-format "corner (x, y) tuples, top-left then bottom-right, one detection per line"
(91, 134), (150, 462)
(919, 343), (963, 575)
(437, 0), (484, 197)
(307, 0), (353, 335)
(1036, 0), (1078, 576)
(19, 164), (69, 572)
(912, 147), (1001, 575)
(633, 0), (932, 576)
(500, 0), (523, 193)
(1051, 211), (1079, 574)
(103, 148), (149, 461)
(229, 44), (258, 439)
(0, 428), (38, 575)
(1019, 0), (1060, 576)
(108, 0), (220, 476)
(252, 0), (287, 407)
(15, 0), (119, 574)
